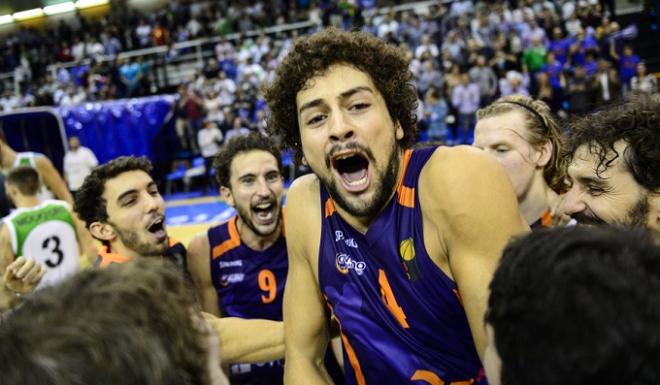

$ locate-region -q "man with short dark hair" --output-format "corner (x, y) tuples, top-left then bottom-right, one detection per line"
(485, 226), (660, 385)
(559, 95), (660, 233)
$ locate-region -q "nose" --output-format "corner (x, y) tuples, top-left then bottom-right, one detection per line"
(143, 191), (162, 213)
(255, 177), (272, 198)
(560, 186), (587, 217)
(328, 110), (354, 142)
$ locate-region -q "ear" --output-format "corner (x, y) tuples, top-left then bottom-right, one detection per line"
(220, 186), (234, 207)
(535, 140), (553, 168)
(395, 121), (404, 141)
(88, 221), (116, 243)
(649, 193), (660, 233)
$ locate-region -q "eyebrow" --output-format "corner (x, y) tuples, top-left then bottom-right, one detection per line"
(116, 181), (158, 203)
(298, 86), (374, 115)
(575, 176), (609, 187)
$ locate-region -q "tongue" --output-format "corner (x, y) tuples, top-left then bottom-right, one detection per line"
(342, 168), (367, 182)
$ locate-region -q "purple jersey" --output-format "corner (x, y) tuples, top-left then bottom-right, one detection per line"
(208, 216), (287, 385)
(318, 147), (486, 385)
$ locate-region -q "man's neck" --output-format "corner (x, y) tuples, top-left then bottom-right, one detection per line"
(14, 195), (41, 209)
(519, 175), (559, 225)
(109, 242), (162, 260)
(236, 217), (281, 251)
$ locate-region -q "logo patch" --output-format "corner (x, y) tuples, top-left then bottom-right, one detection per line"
(399, 238), (421, 281)
(335, 253), (367, 275)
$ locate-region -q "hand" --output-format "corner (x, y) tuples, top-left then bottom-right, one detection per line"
(3, 257), (47, 294)
(551, 195), (575, 227)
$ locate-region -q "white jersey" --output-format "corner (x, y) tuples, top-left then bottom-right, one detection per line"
(3, 200), (80, 289)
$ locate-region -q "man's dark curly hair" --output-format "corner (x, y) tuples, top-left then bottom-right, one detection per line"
(263, 27), (419, 164)
(213, 132), (282, 188)
(74, 156), (153, 228)
(566, 94), (660, 192)
(487, 226), (660, 385)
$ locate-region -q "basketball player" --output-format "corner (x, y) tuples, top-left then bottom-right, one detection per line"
(485, 226), (660, 385)
(187, 133), (287, 383)
(473, 95), (567, 229)
(1, 167), (92, 291)
(74, 155), (294, 366)
(264, 28), (528, 384)
(0, 129), (73, 205)
(558, 95), (660, 234)
(187, 133), (343, 384)
(74, 156), (187, 269)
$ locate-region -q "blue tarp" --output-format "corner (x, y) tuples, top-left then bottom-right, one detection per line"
(56, 95), (177, 165)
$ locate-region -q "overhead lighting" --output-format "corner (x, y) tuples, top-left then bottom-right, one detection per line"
(0, 15), (14, 25)
(75, 0), (109, 9)
(44, 2), (76, 15)
(12, 8), (44, 21)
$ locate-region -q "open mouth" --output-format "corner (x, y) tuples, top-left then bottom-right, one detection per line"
(332, 151), (371, 193)
(147, 217), (167, 241)
(252, 201), (277, 225)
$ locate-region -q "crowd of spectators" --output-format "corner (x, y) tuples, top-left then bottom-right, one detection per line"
(0, 0), (657, 152)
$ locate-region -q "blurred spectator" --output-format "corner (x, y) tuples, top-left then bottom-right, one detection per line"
(423, 87), (450, 143)
(500, 71), (530, 97)
(197, 120), (223, 189)
(63, 135), (98, 197)
(566, 65), (592, 114)
(452, 72), (480, 144)
(612, 44), (640, 93)
(591, 58), (621, 106)
(223, 117), (250, 145)
(630, 62), (658, 95)
(469, 55), (498, 106)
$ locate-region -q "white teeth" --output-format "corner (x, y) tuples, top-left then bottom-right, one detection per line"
(255, 203), (272, 209)
(347, 175), (368, 186)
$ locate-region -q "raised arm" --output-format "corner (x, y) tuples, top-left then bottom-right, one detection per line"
(283, 176), (334, 385)
(35, 155), (74, 205)
(187, 231), (221, 316)
(422, 147), (529, 360)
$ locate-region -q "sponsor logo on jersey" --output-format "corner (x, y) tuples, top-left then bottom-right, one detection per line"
(219, 260), (243, 268)
(399, 238), (421, 281)
(219, 273), (244, 286)
(335, 253), (367, 276)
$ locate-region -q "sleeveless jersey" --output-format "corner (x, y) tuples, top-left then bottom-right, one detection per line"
(318, 147), (487, 385)
(12, 152), (55, 202)
(208, 216), (287, 385)
(3, 200), (79, 289)
(530, 208), (553, 230)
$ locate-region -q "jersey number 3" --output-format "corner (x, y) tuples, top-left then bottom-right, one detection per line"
(42, 236), (64, 268)
(258, 269), (277, 304)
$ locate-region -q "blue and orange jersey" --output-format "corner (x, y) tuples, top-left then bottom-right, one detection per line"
(95, 238), (186, 268)
(318, 147), (487, 385)
(208, 215), (287, 385)
(208, 215), (288, 320)
(530, 208), (554, 230)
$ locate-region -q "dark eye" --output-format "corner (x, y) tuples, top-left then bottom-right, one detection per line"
(350, 103), (370, 111)
(307, 114), (326, 126)
(494, 147), (509, 153)
(266, 172), (280, 182)
(242, 177), (255, 185)
(587, 185), (605, 196)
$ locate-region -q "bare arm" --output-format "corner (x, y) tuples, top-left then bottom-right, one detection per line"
(423, 147), (529, 360)
(284, 176), (334, 385)
(203, 313), (284, 363)
(36, 155), (74, 206)
(0, 226), (46, 309)
(187, 232), (221, 316)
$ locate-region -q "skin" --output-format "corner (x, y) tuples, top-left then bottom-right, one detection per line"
(560, 141), (660, 232)
(473, 110), (557, 225)
(483, 325), (502, 385)
(187, 150), (285, 363)
(284, 64), (529, 384)
(88, 170), (168, 259)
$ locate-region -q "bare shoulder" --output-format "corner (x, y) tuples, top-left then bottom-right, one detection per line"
(187, 230), (211, 261)
(421, 145), (516, 211)
(284, 174), (322, 260)
(34, 154), (55, 169)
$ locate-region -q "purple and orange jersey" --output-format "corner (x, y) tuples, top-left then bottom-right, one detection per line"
(208, 216), (287, 385)
(318, 147), (487, 385)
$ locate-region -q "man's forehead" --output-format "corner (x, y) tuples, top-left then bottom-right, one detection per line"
(104, 170), (154, 198)
(570, 142), (628, 179)
(230, 150), (279, 176)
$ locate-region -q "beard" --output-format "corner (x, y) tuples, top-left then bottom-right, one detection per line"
(113, 224), (169, 257)
(235, 202), (282, 238)
(572, 195), (650, 228)
(319, 140), (401, 220)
